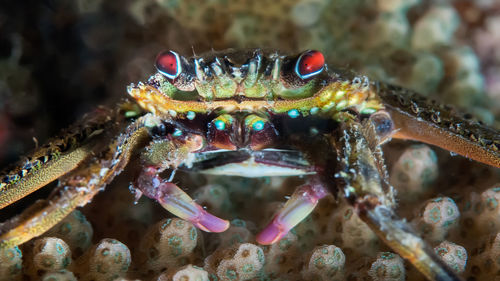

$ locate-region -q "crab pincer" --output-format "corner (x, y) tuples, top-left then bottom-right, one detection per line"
(155, 182), (230, 233)
(136, 166), (229, 233)
(257, 181), (328, 244)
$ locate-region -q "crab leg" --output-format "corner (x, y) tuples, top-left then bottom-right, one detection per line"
(335, 119), (462, 281)
(0, 114), (153, 249)
(0, 108), (114, 209)
(256, 181), (327, 245)
(378, 83), (500, 168)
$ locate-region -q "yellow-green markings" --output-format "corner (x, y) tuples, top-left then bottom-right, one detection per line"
(0, 123), (150, 250)
(212, 114), (233, 131)
(244, 115), (268, 131)
(0, 144), (94, 209)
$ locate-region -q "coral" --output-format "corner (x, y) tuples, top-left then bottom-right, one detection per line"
(262, 231), (301, 278)
(467, 232), (500, 279)
(205, 243), (265, 281)
(434, 241), (467, 274)
(74, 238), (131, 281)
(411, 5), (460, 50)
(40, 270), (78, 281)
(45, 210), (93, 256)
(368, 12), (410, 49)
(326, 204), (380, 258)
(469, 184), (500, 236)
(193, 184), (231, 214)
(302, 245), (345, 281)
(406, 53), (444, 95)
(368, 252), (405, 281)
(458, 183), (500, 244)
(156, 265), (209, 281)
(441, 46), (486, 109)
(389, 144), (438, 201)
(216, 219), (255, 249)
(0, 246), (22, 281)
(414, 197), (460, 243)
(26, 237), (72, 278)
(375, 0), (419, 13)
(138, 218), (199, 273)
(290, 0), (327, 28)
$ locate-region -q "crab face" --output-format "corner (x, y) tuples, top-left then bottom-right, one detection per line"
(0, 48), (498, 281)
(128, 49), (388, 178)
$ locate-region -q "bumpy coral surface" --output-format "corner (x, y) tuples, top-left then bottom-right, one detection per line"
(0, 0), (499, 280)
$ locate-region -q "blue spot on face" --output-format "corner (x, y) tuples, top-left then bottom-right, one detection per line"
(288, 109), (300, 118)
(252, 120), (265, 131)
(173, 128), (183, 137)
(186, 111), (196, 120)
(310, 107), (319, 115)
(214, 120), (226, 130)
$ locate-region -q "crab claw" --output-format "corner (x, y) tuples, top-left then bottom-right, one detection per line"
(256, 182), (327, 245)
(157, 182), (230, 232)
(137, 166), (229, 233)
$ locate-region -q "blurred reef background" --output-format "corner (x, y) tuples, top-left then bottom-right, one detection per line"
(0, 0), (499, 280)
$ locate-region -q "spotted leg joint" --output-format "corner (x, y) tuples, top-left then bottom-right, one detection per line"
(256, 180), (327, 245)
(136, 166), (229, 233)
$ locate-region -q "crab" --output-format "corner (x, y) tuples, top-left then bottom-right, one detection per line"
(0, 48), (499, 280)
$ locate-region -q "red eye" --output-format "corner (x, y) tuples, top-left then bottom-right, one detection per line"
(155, 50), (182, 79)
(295, 50), (325, 79)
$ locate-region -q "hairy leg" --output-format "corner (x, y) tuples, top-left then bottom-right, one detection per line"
(0, 108), (115, 209)
(335, 118), (462, 281)
(0, 113), (153, 249)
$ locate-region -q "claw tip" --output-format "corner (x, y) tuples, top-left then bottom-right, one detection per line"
(256, 223), (286, 245)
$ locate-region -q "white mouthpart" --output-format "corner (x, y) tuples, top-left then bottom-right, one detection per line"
(200, 156), (314, 178)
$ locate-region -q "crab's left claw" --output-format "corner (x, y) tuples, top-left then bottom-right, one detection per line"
(155, 181), (230, 233)
(136, 166), (229, 233)
(256, 182), (327, 244)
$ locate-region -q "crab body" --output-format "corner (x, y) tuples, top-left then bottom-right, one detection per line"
(0, 48), (499, 281)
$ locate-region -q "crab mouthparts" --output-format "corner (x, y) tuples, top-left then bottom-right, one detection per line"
(180, 149), (315, 177)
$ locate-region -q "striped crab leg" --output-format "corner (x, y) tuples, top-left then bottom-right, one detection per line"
(0, 108), (115, 210)
(0, 113), (153, 249)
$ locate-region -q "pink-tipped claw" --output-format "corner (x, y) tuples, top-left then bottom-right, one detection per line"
(256, 182), (327, 245)
(155, 182), (229, 233)
(137, 167), (229, 233)
(195, 211), (230, 233)
(256, 218), (286, 245)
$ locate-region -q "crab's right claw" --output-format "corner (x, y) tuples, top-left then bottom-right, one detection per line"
(256, 182), (327, 245)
